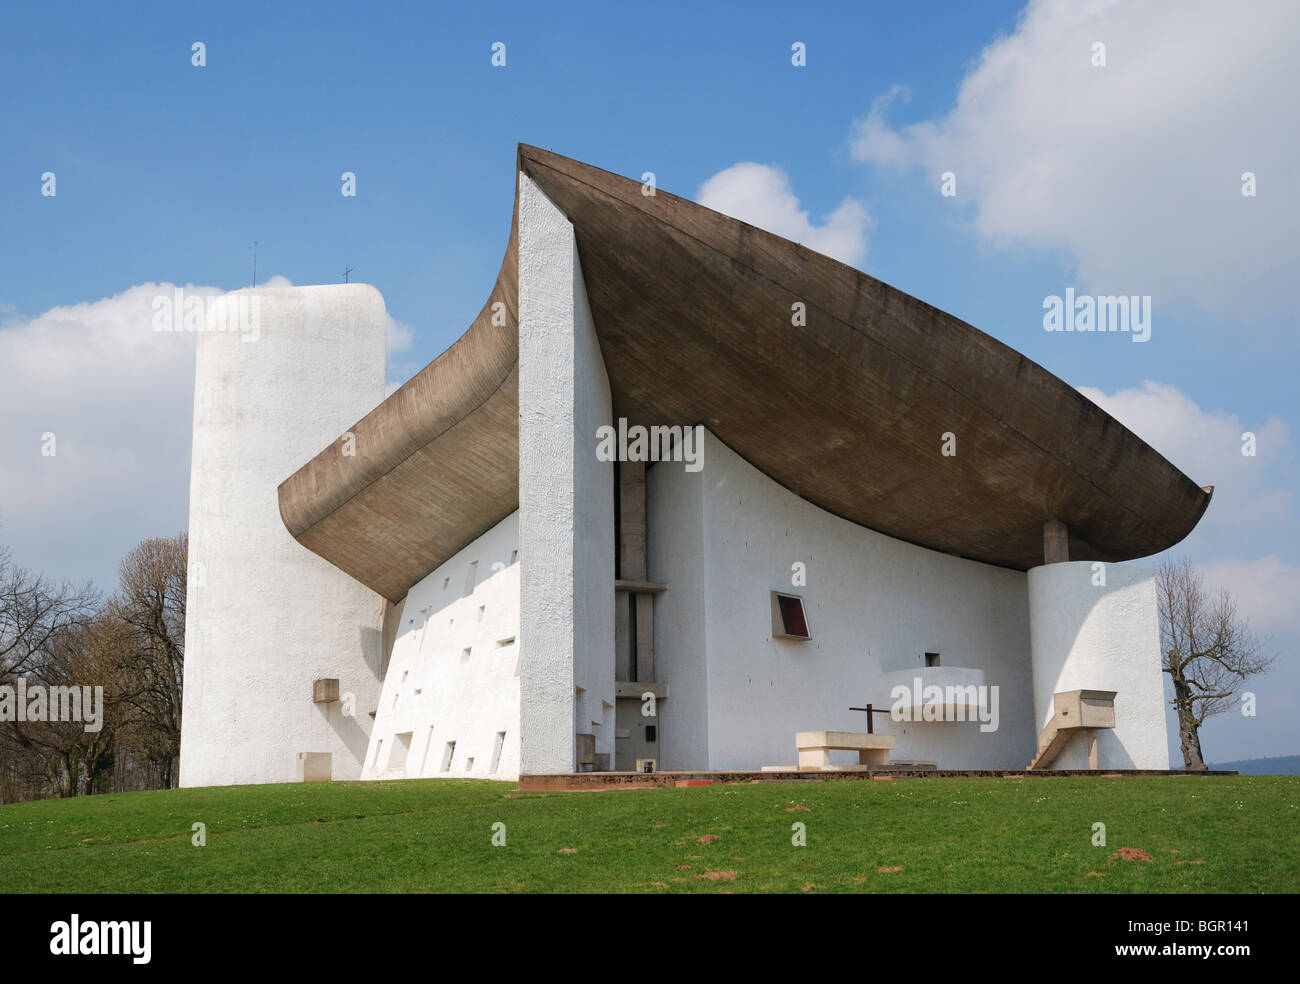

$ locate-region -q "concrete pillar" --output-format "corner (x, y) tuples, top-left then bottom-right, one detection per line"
(517, 173), (616, 775)
(619, 461), (647, 580)
(1043, 519), (1069, 564)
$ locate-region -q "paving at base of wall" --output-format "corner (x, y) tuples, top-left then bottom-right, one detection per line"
(518, 769), (1238, 792)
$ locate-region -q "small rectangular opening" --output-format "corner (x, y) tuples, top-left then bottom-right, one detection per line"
(373, 739), (384, 768)
(490, 731), (506, 773)
(389, 731), (412, 772)
(510, 549), (518, 564)
(496, 636), (515, 648)
(461, 647), (472, 662)
(440, 741), (456, 773)
(477, 604), (485, 623)
(419, 726), (435, 772)
(771, 591), (811, 640)
(925, 651), (941, 667)
(465, 756), (474, 771)
(463, 560), (478, 598)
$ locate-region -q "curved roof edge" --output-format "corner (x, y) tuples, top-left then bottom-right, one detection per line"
(277, 144), (1211, 602)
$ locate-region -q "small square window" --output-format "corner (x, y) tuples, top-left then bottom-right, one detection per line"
(925, 652), (941, 667)
(771, 591), (811, 640)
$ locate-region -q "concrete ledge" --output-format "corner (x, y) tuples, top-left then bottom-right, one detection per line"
(518, 769), (1237, 791)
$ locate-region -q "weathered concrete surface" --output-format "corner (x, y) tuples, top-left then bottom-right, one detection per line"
(278, 145), (1211, 601)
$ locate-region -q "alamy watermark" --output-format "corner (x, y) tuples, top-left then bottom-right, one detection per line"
(0, 679), (104, 733)
(889, 677), (1000, 733)
(595, 419), (704, 472)
(152, 287), (261, 341)
(1042, 288), (1150, 343)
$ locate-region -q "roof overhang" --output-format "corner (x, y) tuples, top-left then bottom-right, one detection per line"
(278, 144), (1211, 602)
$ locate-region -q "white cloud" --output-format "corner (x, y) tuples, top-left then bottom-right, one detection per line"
(851, 0), (1300, 317)
(1077, 379), (1296, 564)
(1199, 555), (1300, 635)
(697, 162), (871, 267)
(387, 314), (413, 353)
(0, 282), (221, 589)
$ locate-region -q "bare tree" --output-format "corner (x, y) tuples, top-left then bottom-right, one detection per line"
(0, 542), (98, 680)
(111, 534), (186, 787)
(0, 613), (126, 797)
(1156, 557), (1274, 770)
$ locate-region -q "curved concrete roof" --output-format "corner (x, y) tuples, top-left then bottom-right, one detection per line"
(279, 144), (1211, 602)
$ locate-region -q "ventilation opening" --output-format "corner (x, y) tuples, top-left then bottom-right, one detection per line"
(419, 726), (435, 772)
(440, 741), (456, 773)
(496, 636), (515, 648)
(490, 731), (506, 773)
(771, 591), (811, 640)
(925, 651), (941, 667)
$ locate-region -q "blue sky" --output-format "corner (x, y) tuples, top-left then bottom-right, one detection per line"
(2, 0), (1296, 764)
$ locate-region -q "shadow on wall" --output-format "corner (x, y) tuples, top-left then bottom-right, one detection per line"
(359, 625), (383, 680)
(315, 624), (385, 769)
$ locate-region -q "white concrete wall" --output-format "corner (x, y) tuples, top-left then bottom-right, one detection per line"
(517, 174), (616, 774)
(1028, 561), (1170, 769)
(645, 459), (709, 769)
(647, 431), (1038, 770)
(364, 511), (522, 780)
(180, 285), (387, 787)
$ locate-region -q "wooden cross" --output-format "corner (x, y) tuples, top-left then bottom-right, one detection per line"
(848, 703), (892, 734)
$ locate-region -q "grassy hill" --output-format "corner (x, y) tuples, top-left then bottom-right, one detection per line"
(1, 775), (1296, 893)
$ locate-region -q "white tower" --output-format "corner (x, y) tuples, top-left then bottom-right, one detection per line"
(180, 285), (387, 787)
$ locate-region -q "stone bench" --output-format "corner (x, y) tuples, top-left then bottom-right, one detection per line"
(796, 730), (897, 771)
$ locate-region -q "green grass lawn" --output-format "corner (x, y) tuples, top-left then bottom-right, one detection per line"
(1, 775), (1296, 893)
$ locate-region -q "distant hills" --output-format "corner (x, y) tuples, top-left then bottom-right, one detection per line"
(1206, 755), (1300, 775)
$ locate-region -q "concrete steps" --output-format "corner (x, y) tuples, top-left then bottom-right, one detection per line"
(1027, 689), (1118, 770)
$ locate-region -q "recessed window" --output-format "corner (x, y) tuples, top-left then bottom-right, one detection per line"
(462, 647), (472, 662)
(441, 741), (456, 773)
(465, 757), (474, 771)
(477, 604), (485, 623)
(925, 652), (941, 667)
(420, 726), (435, 772)
(490, 731), (506, 773)
(442, 576), (450, 590)
(373, 739), (384, 767)
(771, 591), (811, 640)
(463, 560), (478, 598)
(389, 731), (412, 771)
(496, 636), (515, 648)
(510, 549), (518, 564)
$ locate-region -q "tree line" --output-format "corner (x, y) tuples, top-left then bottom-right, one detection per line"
(0, 535), (185, 801)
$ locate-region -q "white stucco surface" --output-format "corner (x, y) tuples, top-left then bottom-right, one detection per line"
(647, 432), (1038, 770)
(517, 174), (616, 774)
(1028, 561), (1170, 769)
(364, 511), (522, 780)
(179, 285), (386, 787)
